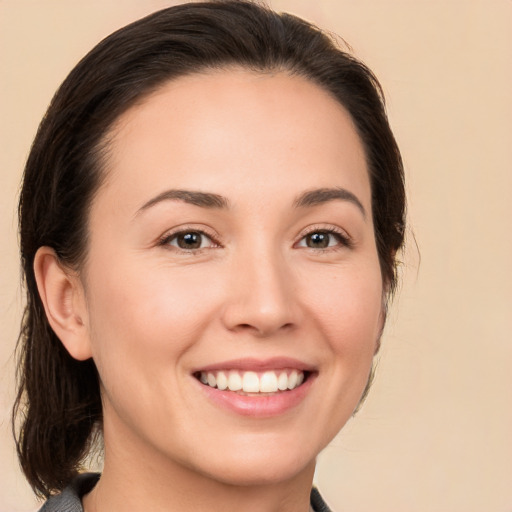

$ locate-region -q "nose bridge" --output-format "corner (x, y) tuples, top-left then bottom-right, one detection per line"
(222, 237), (297, 336)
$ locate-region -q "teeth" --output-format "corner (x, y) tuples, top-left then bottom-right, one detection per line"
(277, 371), (288, 391)
(216, 371), (228, 390)
(260, 371), (278, 393)
(228, 371), (242, 391)
(198, 369), (306, 393)
(287, 370), (298, 390)
(242, 372), (260, 392)
(207, 373), (216, 387)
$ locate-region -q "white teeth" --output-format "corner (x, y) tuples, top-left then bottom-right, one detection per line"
(287, 370), (298, 390)
(277, 371), (288, 391)
(199, 369), (306, 393)
(207, 372), (216, 387)
(260, 371), (278, 393)
(242, 371), (260, 392)
(216, 371), (228, 390)
(227, 371), (242, 391)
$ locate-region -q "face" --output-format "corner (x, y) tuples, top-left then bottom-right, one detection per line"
(80, 69), (384, 486)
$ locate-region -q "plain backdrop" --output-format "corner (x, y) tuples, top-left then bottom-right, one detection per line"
(1, 1), (511, 511)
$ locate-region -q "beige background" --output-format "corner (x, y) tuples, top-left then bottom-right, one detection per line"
(1, 1), (511, 511)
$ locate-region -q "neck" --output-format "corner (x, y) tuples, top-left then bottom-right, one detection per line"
(83, 422), (316, 512)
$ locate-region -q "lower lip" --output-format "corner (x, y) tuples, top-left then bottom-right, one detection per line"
(195, 374), (316, 418)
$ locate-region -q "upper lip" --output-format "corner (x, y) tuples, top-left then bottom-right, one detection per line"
(192, 357), (317, 373)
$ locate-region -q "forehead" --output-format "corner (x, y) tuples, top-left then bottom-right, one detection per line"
(98, 68), (370, 213)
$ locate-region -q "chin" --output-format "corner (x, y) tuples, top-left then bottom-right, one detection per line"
(202, 457), (314, 487)
(182, 432), (319, 487)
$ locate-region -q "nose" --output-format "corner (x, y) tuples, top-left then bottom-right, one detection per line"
(221, 246), (299, 337)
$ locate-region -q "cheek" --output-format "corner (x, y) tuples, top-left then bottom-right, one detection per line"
(304, 262), (384, 346)
(83, 258), (221, 388)
(300, 259), (384, 399)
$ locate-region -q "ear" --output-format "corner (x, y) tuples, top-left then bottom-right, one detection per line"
(33, 247), (93, 361)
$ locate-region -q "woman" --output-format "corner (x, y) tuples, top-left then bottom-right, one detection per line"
(14, 1), (405, 511)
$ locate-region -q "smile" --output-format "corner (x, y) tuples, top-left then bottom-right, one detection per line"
(197, 369), (306, 393)
(192, 358), (316, 417)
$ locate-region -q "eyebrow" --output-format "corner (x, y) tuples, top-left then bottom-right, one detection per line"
(293, 187), (366, 218)
(135, 186), (366, 218)
(136, 189), (230, 215)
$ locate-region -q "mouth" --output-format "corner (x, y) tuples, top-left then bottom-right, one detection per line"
(191, 359), (316, 417)
(194, 368), (309, 395)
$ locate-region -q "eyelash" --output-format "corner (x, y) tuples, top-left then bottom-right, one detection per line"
(157, 225), (352, 253)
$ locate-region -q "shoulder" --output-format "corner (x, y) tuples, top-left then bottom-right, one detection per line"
(38, 473), (100, 512)
(311, 486), (334, 512)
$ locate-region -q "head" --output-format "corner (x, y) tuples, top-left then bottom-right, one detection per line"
(15, 0), (405, 498)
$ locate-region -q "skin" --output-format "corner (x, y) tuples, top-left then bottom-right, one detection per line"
(35, 69), (385, 512)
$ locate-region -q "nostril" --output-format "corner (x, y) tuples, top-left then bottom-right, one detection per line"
(230, 321), (296, 337)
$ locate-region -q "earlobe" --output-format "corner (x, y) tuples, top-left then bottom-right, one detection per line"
(33, 247), (93, 361)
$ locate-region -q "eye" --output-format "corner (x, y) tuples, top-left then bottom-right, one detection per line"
(161, 230), (217, 251)
(296, 229), (350, 249)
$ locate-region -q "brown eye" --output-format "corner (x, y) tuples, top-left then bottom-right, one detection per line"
(165, 231), (214, 250)
(305, 232), (330, 248)
(297, 229), (349, 250)
(177, 232), (201, 249)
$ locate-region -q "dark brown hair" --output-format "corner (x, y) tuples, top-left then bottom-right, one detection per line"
(14, 0), (405, 498)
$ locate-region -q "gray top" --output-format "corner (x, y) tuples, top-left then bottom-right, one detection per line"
(38, 473), (99, 512)
(38, 473), (333, 511)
